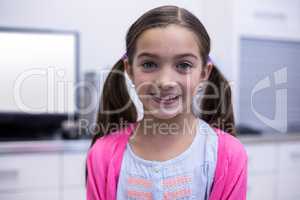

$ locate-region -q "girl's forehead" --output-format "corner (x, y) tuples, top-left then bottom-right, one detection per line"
(135, 25), (201, 58)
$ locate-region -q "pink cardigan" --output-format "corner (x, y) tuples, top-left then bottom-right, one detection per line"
(86, 123), (248, 200)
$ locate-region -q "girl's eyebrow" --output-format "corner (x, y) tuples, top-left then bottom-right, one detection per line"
(137, 52), (198, 59)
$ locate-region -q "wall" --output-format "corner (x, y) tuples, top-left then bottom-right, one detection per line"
(0, 0), (207, 72)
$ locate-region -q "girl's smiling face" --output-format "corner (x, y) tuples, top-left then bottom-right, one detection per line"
(124, 24), (212, 120)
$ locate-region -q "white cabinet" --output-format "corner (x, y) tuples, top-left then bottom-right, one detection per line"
(0, 152), (88, 200)
(277, 142), (300, 200)
(63, 188), (85, 200)
(0, 153), (60, 191)
(62, 153), (86, 186)
(230, 0), (300, 119)
(244, 140), (300, 200)
(246, 144), (278, 172)
(0, 190), (59, 200)
(245, 144), (278, 200)
(62, 152), (87, 200)
(237, 0), (300, 40)
(247, 173), (276, 200)
(0, 153), (60, 200)
(0, 141), (89, 200)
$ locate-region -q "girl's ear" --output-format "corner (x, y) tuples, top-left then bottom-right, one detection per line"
(201, 63), (213, 80)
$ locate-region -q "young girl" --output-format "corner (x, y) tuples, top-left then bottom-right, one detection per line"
(86, 5), (247, 200)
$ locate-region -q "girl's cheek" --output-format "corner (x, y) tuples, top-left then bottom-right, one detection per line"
(134, 82), (150, 96)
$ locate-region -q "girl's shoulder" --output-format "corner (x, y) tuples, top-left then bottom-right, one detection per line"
(209, 128), (248, 199)
(199, 118), (247, 163)
(214, 128), (248, 161)
(213, 128), (248, 181)
(87, 123), (136, 163)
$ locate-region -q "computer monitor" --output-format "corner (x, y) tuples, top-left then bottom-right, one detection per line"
(0, 27), (80, 140)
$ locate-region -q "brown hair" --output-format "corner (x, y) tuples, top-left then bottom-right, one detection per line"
(86, 4), (236, 185)
(92, 6), (235, 145)
(91, 5), (236, 146)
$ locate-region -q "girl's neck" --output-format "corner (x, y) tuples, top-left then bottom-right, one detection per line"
(128, 113), (199, 161)
(131, 113), (199, 143)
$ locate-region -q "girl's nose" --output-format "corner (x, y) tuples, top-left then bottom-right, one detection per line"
(155, 66), (177, 90)
(157, 80), (177, 91)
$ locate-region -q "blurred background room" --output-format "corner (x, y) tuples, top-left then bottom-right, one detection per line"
(0, 0), (299, 199)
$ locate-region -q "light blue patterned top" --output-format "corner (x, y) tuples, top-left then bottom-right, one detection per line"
(117, 119), (218, 200)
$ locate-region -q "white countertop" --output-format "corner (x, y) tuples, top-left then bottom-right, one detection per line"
(1, 133), (300, 154)
(238, 133), (300, 144)
(0, 139), (91, 154)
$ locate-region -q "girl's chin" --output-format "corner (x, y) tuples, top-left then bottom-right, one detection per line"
(141, 96), (185, 119)
(144, 105), (183, 120)
(149, 111), (180, 120)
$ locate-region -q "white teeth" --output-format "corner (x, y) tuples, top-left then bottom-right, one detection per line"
(154, 95), (178, 100)
(164, 95), (177, 100)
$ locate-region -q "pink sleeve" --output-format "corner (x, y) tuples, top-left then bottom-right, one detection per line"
(85, 129), (131, 200)
(209, 129), (248, 200)
(86, 141), (106, 200)
(222, 139), (248, 199)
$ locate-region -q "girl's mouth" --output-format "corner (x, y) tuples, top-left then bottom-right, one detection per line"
(151, 94), (181, 105)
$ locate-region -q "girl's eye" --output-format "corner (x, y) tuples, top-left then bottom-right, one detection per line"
(141, 62), (157, 70)
(177, 62), (193, 71)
